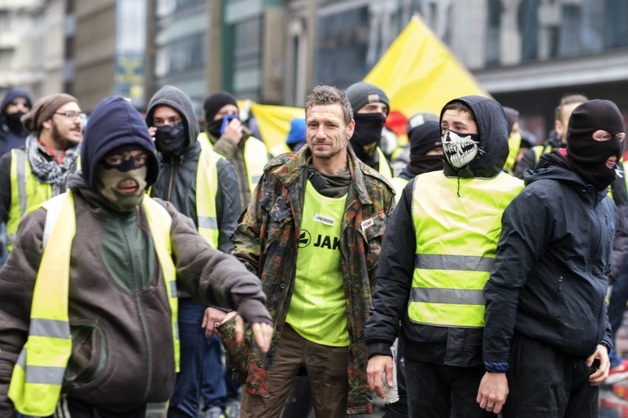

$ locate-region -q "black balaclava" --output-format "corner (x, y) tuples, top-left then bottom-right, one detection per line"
(566, 99), (625, 191)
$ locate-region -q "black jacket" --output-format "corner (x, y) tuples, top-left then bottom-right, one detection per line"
(483, 150), (615, 370)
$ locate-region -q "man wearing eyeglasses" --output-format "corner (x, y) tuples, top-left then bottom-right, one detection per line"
(0, 93), (84, 258)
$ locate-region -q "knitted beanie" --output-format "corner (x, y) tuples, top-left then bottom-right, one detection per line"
(21, 93), (78, 132)
(409, 120), (442, 156)
(345, 82), (390, 116)
(203, 92), (238, 122)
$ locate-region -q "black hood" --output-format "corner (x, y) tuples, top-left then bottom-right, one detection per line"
(145, 85), (199, 152)
(440, 95), (509, 178)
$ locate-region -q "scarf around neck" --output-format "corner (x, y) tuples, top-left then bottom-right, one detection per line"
(25, 134), (79, 195)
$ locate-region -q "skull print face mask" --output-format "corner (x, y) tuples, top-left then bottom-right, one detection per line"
(442, 129), (480, 168)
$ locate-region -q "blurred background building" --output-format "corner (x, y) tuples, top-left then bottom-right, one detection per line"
(1, 0), (627, 141)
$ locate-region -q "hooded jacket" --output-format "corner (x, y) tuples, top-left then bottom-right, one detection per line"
(483, 150), (615, 370)
(365, 96), (523, 367)
(145, 85), (240, 255)
(0, 96), (270, 414)
(0, 88), (31, 158)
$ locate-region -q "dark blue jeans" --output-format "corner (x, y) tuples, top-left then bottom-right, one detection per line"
(167, 299), (211, 418)
(200, 335), (227, 411)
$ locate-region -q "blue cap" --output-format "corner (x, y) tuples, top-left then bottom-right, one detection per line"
(286, 117), (306, 145)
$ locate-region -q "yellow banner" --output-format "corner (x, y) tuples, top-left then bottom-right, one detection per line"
(365, 15), (489, 143)
(249, 102), (304, 154)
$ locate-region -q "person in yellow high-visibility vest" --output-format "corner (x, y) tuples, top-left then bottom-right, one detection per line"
(0, 96), (273, 417)
(0, 93), (83, 263)
(365, 96), (524, 418)
(145, 85), (241, 418)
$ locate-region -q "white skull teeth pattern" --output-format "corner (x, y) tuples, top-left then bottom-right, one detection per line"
(442, 130), (479, 168)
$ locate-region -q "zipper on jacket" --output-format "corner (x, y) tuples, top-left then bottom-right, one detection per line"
(120, 215), (153, 401)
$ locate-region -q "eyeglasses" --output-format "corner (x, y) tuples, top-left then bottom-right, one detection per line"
(55, 111), (87, 123)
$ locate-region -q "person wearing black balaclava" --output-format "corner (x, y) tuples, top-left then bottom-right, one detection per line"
(0, 87), (32, 158)
(345, 82), (393, 179)
(200, 91), (270, 209)
(480, 99), (625, 416)
(144, 85), (242, 418)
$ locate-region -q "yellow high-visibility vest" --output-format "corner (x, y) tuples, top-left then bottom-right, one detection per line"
(409, 171), (523, 328)
(198, 132), (269, 194)
(7, 149), (52, 252)
(8, 191), (180, 415)
(376, 147), (393, 179)
(196, 141), (222, 248)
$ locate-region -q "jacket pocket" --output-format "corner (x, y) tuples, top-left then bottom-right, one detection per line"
(358, 212), (387, 271)
(64, 322), (108, 389)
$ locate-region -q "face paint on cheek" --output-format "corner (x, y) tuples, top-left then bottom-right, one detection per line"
(442, 130), (480, 168)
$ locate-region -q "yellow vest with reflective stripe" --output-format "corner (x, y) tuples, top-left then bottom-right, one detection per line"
(8, 192), (180, 416)
(376, 147), (392, 179)
(7, 149), (52, 252)
(198, 132), (269, 195)
(196, 142), (222, 248)
(409, 171), (523, 328)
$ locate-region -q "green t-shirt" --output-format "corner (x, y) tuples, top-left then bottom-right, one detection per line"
(286, 180), (349, 347)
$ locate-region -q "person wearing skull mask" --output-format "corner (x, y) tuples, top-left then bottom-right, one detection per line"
(345, 82), (393, 179)
(478, 99), (625, 416)
(365, 96), (523, 418)
(145, 85), (242, 418)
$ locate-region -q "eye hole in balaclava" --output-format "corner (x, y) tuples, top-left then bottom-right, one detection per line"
(442, 130), (480, 169)
(566, 99), (625, 191)
(96, 146), (148, 211)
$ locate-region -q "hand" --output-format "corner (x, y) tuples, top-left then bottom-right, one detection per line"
(367, 355), (393, 399)
(226, 311), (274, 353)
(202, 307), (228, 337)
(223, 119), (243, 145)
(476, 372), (508, 414)
(148, 126), (157, 141)
(587, 344), (610, 385)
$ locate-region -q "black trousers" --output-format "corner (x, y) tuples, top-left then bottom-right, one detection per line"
(503, 333), (599, 418)
(53, 397), (147, 418)
(404, 358), (493, 418)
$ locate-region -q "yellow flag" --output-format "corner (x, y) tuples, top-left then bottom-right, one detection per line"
(250, 102), (304, 154)
(364, 15), (489, 143)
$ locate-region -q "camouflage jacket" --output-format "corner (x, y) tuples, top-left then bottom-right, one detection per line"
(224, 146), (395, 414)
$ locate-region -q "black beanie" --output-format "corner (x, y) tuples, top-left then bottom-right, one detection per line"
(566, 99), (625, 190)
(203, 92), (238, 122)
(345, 82), (390, 116)
(409, 120), (442, 156)
(81, 96), (159, 191)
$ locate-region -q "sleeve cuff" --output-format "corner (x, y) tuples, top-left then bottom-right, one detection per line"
(484, 361), (509, 373)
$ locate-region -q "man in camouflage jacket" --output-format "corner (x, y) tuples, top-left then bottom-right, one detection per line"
(221, 85), (395, 417)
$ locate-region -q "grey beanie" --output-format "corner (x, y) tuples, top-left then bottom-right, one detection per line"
(345, 82), (390, 116)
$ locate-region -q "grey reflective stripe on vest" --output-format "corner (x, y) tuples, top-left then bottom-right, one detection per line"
(251, 175), (262, 185)
(411, 287), (485, 305)
(16, 150), (27, 216)
(15, 350), (65, 385)
(169, 279), (178, 299)
(415, 254), (495, 272)
(198, 216), (217, 229)
(29, 318), (71, 339)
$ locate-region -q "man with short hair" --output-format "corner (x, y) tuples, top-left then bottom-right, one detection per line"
(0, 93), (83, 256)
(223, 85), (395, 417)
(0, 95), (273, 417)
